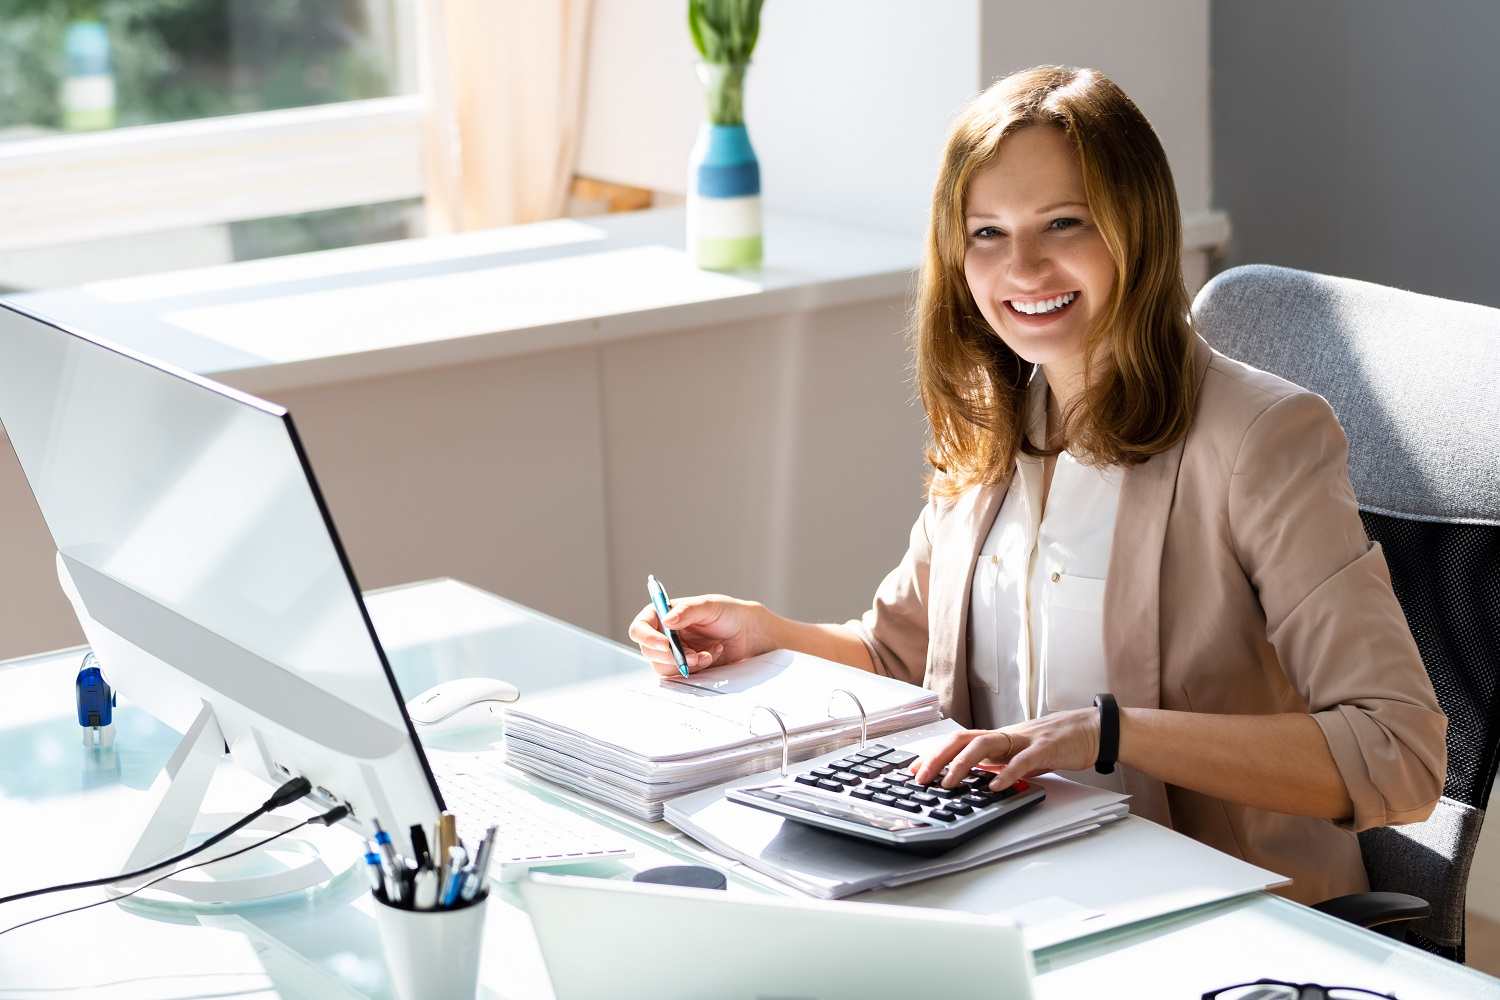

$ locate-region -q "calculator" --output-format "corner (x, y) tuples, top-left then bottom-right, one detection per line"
(726, 742), (1045, 855)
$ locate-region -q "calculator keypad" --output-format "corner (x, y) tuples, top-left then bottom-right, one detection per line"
(767, 743), (1032, 834)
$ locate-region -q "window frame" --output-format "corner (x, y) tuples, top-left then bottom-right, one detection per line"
(0, 0), (426, 256)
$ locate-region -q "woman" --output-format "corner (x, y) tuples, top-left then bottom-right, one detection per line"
(627, 65), (1446, 904)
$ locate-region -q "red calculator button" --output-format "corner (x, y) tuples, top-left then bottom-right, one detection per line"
(1014, 780), (1030, 792)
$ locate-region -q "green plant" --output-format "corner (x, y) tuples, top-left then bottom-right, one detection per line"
(687, 0), (764, 125)
(687, 0), (764, 64)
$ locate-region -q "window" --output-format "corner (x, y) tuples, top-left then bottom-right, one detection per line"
(0, 0), (412, 138)
(0, 0), (423, 290)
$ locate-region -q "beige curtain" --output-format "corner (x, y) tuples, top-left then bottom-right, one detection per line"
(419, 0), (594, 233)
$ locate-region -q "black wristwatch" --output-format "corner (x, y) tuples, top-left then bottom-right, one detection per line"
(1093, 693), (1119, 775)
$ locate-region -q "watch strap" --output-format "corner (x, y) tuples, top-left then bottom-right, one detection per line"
(1093, 693), (1119, 775)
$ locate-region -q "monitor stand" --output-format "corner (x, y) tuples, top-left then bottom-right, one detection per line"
(109, 702), (347, 906)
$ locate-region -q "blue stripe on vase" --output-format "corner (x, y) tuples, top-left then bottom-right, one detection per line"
(702, 124), (755, 163)
(695, 124), (760, 198)
(696, 161), (760, 198)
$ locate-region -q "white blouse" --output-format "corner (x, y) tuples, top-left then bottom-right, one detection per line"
(968, 369), (1126, 792)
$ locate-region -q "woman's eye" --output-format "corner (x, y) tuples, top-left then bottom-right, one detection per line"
(1050, 217), (1082, 231)
(970, 226), (1002, 240)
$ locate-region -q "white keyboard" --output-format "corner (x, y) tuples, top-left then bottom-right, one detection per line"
(428, 753), (634, 878)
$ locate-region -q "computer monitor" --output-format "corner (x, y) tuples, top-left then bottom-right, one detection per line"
(0, 299), (443, 878)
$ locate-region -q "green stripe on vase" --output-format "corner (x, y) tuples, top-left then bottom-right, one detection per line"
(694, 234), (763, 270)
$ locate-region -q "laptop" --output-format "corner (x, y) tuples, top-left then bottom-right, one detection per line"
(520, 871), (1036, 1000)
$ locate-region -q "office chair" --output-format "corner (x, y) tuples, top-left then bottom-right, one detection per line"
(1191, 263), (1500, 963)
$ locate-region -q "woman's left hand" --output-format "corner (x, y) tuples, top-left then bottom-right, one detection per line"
(912, 708), (1102, 791)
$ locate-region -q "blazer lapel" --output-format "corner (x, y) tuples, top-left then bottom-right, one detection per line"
(928, 480), (1007, 728)
(1103, 336), (1213, 825)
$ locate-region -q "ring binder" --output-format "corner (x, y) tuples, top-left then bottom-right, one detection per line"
(749, 705), (791, 777)
(827, 688), (868, 749)
(503, 648), (942, 820)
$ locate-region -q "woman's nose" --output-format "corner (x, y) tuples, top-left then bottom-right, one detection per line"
(1007, 235), (1049, 280)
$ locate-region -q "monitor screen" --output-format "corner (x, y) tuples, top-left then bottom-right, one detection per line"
(0, 300), (438, 826)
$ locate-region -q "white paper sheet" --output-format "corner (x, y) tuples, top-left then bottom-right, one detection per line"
(862, 814), (1291, 949)
(666, 718), (1287, 946)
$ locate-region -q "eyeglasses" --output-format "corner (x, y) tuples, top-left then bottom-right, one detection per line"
(1202, 980), (1399, 1000)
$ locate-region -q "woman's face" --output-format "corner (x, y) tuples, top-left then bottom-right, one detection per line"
(962, 125), (1116, 372)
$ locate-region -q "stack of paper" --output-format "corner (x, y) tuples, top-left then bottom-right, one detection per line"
(503, 649), (942, 820)
(664, 718), (1131, 899)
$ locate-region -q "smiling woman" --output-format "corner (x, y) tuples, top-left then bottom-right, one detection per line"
(918, 67), (1199, 496)
(960, 127), (1112, 396)
(627, 64), (1447, 909)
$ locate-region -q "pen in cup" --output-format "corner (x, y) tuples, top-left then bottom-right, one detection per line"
(409, 823), (433, 870)
(647, 574), (691, 678)
(414, 867), (439, 909)
(463, 825), (498, 902)
(436, 811), (458, 886)
(440, 846), (469, 908)
(367, 811), (487, 911)
(363, 849), (387, 901)
(370, 820), (407, 905)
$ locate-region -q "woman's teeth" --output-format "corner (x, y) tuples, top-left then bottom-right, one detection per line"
(1007, 291), (1078, 316)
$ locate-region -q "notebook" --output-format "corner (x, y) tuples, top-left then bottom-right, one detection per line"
(502, 648), (942, 820)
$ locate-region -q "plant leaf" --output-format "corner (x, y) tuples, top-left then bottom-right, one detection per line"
(687, 0), (763, 63)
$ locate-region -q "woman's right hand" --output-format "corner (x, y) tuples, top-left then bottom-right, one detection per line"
(627, 594), (775, 677)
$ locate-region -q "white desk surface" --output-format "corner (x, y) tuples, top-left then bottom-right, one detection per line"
(0, 579), (1495, 999)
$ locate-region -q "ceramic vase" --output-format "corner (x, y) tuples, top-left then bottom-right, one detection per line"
(686, 62), (762, 270)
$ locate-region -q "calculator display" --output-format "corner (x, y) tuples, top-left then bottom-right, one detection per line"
(742, 784), (934, 832)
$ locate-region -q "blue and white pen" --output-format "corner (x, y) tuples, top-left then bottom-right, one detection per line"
(370, 820), (406, 904)
(439, 845), (469, 908)
(647, 574), (691, 678)
(362, 850), (387, 901)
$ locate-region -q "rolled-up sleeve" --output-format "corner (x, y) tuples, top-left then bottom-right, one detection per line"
(1228, 391), (1447, 832)
(844, 499), (936, 686)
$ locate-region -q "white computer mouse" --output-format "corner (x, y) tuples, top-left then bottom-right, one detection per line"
(405, 676), (520, 733)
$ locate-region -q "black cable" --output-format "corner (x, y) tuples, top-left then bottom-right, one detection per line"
(0, 804), (349, 939)
(0, 776), (313, 908)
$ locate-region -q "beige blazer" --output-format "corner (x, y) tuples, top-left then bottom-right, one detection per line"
(848, 337), (1447, 904)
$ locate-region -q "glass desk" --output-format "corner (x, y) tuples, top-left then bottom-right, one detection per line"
(0, 580), (1495, 998)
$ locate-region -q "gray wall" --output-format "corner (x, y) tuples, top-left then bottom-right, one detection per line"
(1211, 0), (1500, 308)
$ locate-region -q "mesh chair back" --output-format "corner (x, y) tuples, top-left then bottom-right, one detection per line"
(1192, 264), (1500, 962)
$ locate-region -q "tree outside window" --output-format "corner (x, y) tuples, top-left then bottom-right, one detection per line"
(0, 0), (401, 137)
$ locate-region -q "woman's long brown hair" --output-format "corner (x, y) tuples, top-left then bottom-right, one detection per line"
(916, 65), (1198, 499)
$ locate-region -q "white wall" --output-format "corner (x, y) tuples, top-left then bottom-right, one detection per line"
(580, 1), (1213, 239)
(745, 1), (983, 238)
(980, 0), (1212, 215)
(575, 0), (701, 198)
(578, 0), (983, 239)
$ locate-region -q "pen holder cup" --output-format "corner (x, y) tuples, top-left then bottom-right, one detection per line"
(372, 890), (490, 1000)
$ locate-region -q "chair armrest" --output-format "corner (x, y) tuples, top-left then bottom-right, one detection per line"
(1311, 891), (1431, 929)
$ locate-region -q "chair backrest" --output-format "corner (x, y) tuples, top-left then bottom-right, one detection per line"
(1191, 263), (1500, 962)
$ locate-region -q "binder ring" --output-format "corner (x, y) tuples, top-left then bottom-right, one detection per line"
(749, 704), (791, 777)
(827, 688), (868, 748)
